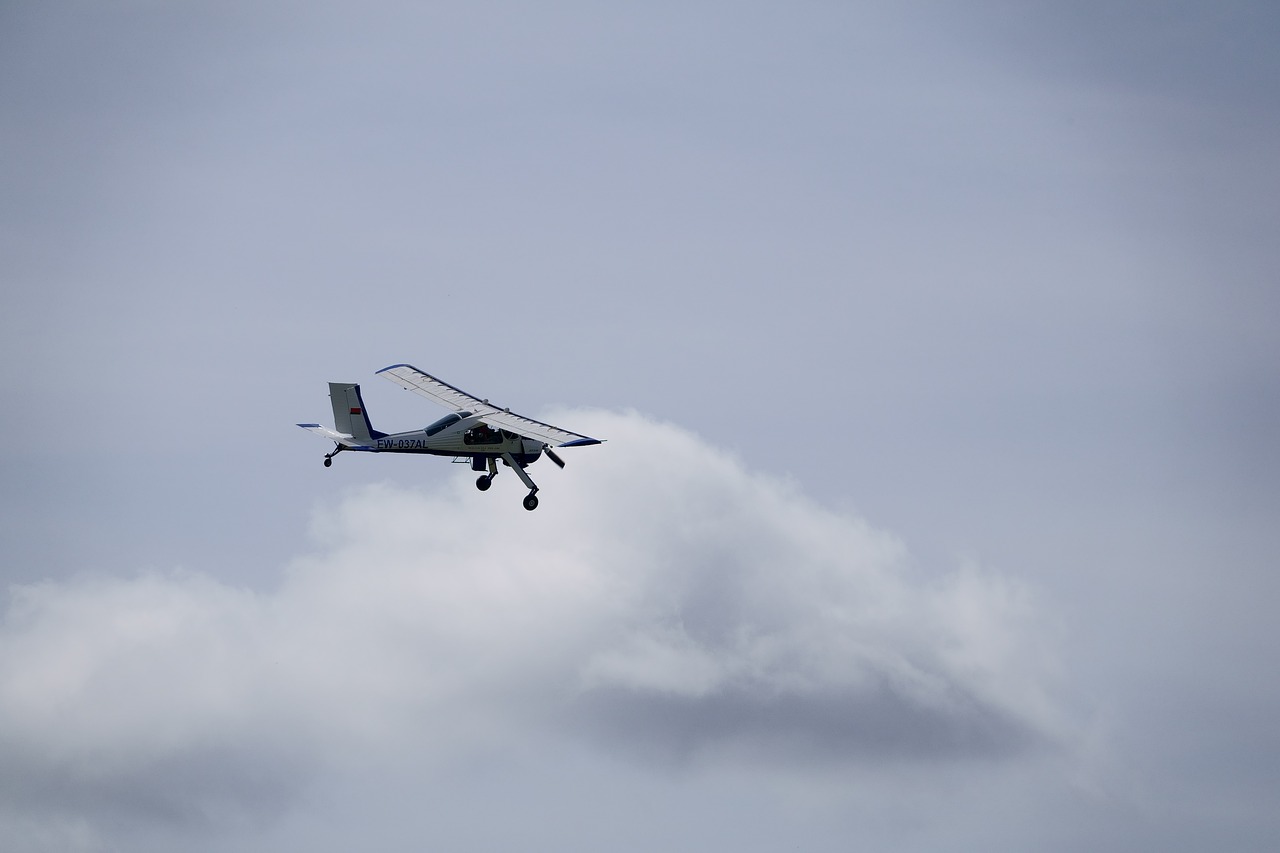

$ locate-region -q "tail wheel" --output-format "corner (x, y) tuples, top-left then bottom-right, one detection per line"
(523, 494), (539, 511)
(323, 457), (332, 468)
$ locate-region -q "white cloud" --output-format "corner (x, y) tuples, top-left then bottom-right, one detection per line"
(0, 410), (1064, 838)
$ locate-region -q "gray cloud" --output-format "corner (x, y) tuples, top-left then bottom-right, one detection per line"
(0, 412), (1062, 840)
(569, 679), (1042, 768)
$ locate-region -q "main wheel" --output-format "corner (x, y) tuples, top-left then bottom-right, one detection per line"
(522, 494), (539, 511)
(323, 457), (332, 468)
(475, 475), (492, 491)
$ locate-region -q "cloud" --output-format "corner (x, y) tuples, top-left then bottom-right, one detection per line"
(0, 410), (1064, 837)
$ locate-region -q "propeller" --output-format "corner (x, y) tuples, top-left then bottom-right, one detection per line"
(543, 445), (566, 469)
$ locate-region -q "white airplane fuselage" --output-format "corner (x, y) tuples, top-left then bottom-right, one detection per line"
(362, 422), (544, 464)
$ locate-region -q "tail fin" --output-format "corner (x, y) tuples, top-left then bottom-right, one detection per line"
(329, 383), (386, 443)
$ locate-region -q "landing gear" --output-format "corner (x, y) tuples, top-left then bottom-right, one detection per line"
(471, 453), (545, 510)
(475, 457), (499, 491)
(323, 444), (344, 468)
(501, 451), (543, 511)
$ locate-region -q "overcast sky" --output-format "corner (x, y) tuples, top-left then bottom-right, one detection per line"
(2, 2), (1278, 851)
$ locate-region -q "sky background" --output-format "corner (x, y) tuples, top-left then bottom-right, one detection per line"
(2, 2), (1278, 851)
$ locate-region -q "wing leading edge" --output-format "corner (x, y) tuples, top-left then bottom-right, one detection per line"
(375, 364), (602, 448)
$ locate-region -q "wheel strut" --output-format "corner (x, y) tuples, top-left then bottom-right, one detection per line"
(502, 452), (542, 511)
(324, 443), (345, 468)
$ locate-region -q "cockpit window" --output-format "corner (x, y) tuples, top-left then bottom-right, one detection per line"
(425, 412), (463, 436)
(463, 424), (503, 445)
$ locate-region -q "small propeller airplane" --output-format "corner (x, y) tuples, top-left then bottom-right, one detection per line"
(298, 364), (602, 510)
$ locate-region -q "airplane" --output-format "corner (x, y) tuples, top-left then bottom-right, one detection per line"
(298, 364), (602, 510)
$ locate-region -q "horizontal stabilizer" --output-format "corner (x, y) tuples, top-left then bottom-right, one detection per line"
(296, 423), (372, 449)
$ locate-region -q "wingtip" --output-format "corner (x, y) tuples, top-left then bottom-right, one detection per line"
(375, 363), (413, 374)
(559, 437), (604, 447)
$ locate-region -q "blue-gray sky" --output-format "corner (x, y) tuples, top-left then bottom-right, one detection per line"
(2, 3), (1278, 851)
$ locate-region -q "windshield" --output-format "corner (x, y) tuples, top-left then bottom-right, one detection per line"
(425, 412), (466, 436)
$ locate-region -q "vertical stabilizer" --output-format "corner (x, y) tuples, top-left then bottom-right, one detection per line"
(328, 383), (383, 443)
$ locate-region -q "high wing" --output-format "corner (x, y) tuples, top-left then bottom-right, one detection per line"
(375, 364), (602, 448)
